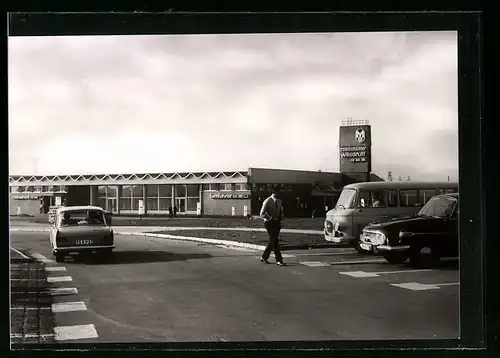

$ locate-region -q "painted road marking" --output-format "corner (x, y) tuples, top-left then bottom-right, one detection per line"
(290, 251), (358, 257)
(300, 261), (331, 267)
(54, 324), (99, 341)
(10, 288), (78, 296)
(46, 266), (67, 272)
(11, 307), (51, 310)
(49, 287), (78, 296)
(11, 333), (54, 339)
(51, 301), (87, 313)
(47, 276), (73, 283)
(329, 259), (387, 265)
(31, 253), (54, 263)
(391, 282), (459, 291)
(10, 278), (47, 281)
(339, 271), (380, 278)
(11, 247), (30, 259)
(339, 269), (433, 278)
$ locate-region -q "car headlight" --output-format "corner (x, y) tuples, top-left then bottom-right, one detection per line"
(372, 232), (386, 245)
(362, 230), (386, 245)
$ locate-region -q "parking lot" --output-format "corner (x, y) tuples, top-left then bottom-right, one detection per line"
(10, 230), (459, 343)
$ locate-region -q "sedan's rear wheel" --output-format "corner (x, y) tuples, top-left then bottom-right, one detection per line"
(55, 253), (65, 263)
(96, 248), (113, 261)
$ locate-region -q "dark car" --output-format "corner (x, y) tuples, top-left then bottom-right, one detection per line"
(359, 193), (458, 265)
(49, 206), (114, 262)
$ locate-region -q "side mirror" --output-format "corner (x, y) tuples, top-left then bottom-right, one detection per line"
(105, 212), (113, 226)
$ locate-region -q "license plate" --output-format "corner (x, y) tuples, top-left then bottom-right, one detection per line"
(75, 239), (93, 245)
(360, 243), (372, 251)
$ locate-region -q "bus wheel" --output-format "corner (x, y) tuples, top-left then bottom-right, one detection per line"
(384, 252), (408, 264)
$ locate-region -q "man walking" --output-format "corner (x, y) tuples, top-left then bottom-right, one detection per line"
(260, 185), (285, 266)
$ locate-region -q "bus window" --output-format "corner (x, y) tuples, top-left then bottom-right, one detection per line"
(371, 190), (386, 208)
(357, 191), (371, 208)
(358, 190), (386, 208)
(387, 190), (398, 207)
(399, 189), (419, 207)
(418, 189), (438, 205)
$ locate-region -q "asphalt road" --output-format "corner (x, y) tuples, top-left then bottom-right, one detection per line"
(10, 231), (459, 343)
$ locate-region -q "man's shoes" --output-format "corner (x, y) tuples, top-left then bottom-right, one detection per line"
(260, 257), (269, 264)
(276, 262), (286, 266)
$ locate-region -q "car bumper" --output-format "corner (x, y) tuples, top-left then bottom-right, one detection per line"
(373, 244), (410, 253)
(324, 233), (355, 244)
(54, 244), (115, 253)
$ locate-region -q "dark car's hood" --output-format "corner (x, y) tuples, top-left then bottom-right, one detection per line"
(58, 225), (112, 237)
(368, 213), (419, 226)
(365, 215), (435, 232)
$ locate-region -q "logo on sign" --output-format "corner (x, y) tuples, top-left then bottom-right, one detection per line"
(355, 128), (366, 143)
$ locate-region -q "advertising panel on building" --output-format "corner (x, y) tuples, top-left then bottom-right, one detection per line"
(339, 124), (372, 174)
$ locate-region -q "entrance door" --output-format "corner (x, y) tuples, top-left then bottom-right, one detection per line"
(107, 198), (118, 214)
(176, 198), (186, 213)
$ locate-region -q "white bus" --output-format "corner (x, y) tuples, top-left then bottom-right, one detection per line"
(323, 181), (458, 252)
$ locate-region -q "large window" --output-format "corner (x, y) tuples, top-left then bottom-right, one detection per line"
(186, 184), (199, 197)
(175, 184), (186, 197)
(120, 185), (143, 211)
(147, 184), (172, 212)
(120, 186), (131, 211)
(187, 198), (198, 211)
(235, 183), (247, 191)
(97, 186), (119, 212)
(212, 183), (222, 191)
(221, 183), (233, 191)
(186, 184), (200, 212)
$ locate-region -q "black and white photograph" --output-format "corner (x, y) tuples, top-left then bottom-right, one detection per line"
(9, 23), (462, 345)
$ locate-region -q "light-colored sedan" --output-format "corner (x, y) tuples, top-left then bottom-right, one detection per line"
(49, 205), (114, 263)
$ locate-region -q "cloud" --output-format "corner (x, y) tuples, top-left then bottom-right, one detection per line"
(8, 31), (458, 180)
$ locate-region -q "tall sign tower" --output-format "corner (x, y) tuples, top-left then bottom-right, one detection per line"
(339, 118), (372, 182)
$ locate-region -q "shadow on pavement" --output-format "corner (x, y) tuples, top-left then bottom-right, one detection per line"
(66, 250), (213, 265)
(401, 257), (459, 270)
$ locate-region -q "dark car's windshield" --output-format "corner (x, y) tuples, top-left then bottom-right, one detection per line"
(59, 210), (105, 226)
(335, 188), (357, 209)
(418, 196), (457, 219)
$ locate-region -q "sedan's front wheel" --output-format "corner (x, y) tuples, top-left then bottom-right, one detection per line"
(383, 252), (408, 264)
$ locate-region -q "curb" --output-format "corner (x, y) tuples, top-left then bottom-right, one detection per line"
(10, 227), (345, 252)
(117, 232), (267, 251)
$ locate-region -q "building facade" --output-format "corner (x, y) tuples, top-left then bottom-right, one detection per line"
(9, 167), (383, 218)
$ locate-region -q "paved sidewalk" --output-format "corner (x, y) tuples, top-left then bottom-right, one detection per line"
(10, 248), (55, 344)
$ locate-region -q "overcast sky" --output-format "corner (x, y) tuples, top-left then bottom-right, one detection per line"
(8, 31), (458, 181)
